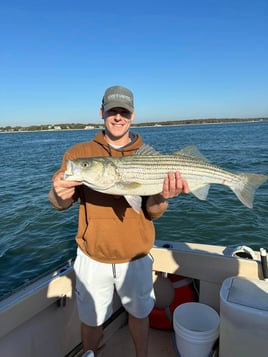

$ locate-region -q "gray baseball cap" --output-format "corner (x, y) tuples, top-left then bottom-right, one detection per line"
(102, 86), (134, 112)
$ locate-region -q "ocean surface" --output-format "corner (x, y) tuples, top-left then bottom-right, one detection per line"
(0, 121), (267, 298)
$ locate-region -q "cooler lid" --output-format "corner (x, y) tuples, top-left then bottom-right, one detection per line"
(227, 277), (268, 311)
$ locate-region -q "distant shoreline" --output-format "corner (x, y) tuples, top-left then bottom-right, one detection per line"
(1, 117), (267, 133)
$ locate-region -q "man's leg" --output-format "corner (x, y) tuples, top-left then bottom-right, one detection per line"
(115, 255), (154, 356)
(128, 314), (149, 357)
(74, 250), (115, 353)
(81, 322), (103, 353)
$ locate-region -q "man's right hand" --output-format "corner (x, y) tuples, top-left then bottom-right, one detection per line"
(53, 172), (82, 201)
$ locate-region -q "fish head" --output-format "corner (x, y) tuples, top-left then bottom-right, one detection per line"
(64, 157), (118, 191)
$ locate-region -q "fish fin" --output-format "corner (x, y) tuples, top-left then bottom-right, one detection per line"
(135, 144), (160, 156)
(190, 184), (211, 201)
(230, 173), (268, 208)
(124, 195), (142, 213)
(117, 182), (142, 190)
(173, 145), (209, 162)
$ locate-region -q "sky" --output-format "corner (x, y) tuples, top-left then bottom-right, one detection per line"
(1, 0), (268, 127)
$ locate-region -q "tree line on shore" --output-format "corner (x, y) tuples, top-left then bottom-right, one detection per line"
(1, 117), (267, 132)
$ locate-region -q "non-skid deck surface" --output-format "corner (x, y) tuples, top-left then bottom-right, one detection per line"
(97, 325), (178, 357)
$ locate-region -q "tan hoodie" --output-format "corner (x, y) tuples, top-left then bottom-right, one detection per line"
(51, 131), (164, 263)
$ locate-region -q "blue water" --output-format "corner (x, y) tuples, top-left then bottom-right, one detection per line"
(0, 122), (267, 298)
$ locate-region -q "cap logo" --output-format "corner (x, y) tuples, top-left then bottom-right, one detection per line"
(107, 93), (132, 103)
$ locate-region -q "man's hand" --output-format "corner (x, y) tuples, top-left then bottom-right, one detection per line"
(161, 172), (189, 199)
(48, 172), (82, 209)
(53, 172), (82, 200)
(146, 172), (189, 217)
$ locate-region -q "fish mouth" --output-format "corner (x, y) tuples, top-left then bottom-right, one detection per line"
(64, 160), (76, 180)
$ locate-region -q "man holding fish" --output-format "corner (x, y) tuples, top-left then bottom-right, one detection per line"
(48, 85), (189, 357)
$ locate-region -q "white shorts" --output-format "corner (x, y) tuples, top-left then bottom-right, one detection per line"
(73, 248), (155, 326)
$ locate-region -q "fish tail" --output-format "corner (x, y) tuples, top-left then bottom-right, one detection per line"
(230, 173), (268, 208)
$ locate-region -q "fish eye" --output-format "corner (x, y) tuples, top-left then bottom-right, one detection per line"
(81, 161), (90, 168)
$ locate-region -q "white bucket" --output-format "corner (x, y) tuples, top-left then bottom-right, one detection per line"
(173, 302), (219, 357)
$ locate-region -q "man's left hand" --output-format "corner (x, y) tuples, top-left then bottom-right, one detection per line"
(161, 172), (189, 200)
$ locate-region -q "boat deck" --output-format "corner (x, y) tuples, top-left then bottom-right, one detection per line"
(98, 324), (178, 357)
(72, 309), (179, 357)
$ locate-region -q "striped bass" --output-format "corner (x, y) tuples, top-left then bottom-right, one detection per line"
(64, 145), (267, 213)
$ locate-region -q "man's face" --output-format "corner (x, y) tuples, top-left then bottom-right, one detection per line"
(101, 107), (135, 143)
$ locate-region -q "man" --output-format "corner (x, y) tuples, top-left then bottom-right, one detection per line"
(48, 85), (188, 357)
